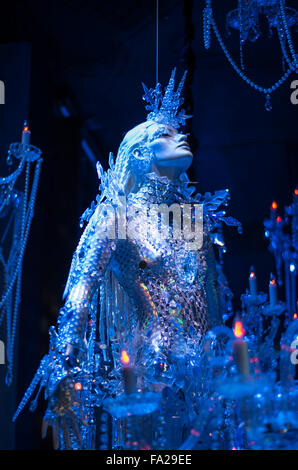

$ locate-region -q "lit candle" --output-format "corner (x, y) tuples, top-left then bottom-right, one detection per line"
(270, 201), (277, 220)
(269, 273), (278, 306)
(121, 350), (136, 395)
(21, 121), (31, 145)
(232, 319), (250, 376)
(249, 267), (257, 297)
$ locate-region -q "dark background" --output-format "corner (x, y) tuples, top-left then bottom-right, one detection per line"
(0, 0), (296, 449)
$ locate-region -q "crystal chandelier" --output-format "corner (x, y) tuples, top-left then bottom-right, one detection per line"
(0, 123), (42, 385)
(203, 0), (298, 110)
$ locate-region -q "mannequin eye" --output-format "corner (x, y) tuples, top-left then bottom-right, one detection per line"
(159, 133), (170, 138)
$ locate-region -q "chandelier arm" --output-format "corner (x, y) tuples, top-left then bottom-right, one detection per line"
(0, 156), (25, 185)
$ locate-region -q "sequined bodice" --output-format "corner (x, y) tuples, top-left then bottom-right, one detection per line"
(108, 174), (210, 358)
(58, 172), (237, 363)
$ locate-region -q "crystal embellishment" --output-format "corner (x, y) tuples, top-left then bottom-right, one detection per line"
(142, 68), (191, 130)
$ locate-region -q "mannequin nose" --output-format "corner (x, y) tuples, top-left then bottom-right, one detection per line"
(175, 133), (188, 142)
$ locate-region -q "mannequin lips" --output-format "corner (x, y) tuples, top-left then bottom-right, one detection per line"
(177, 142), (190, 150)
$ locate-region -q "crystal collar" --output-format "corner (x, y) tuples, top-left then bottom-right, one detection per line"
(127, 172), (196, 205)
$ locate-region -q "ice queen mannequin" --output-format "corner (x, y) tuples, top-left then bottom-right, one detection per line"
(14, 70), (240, 450)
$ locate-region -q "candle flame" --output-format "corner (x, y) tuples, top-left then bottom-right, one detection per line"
(271, 201), (277, 210)
(74, 382), (82, 391)
(121, 349), (130, 365)
(276, 216), (281, 223)
(270, 273), (276, 286)
(23, 121), (30, 132)
(294, 188), (298, 196)
(294, 313), (297, 319)
(233, 320), (245, 338)
(249, 271), (256, 279)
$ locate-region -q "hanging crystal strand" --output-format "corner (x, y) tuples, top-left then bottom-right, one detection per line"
(106, 271), (112, 347)
(110, 272), (118, 366)
(239, 0), (245, 70)
(83, 302), (97, 449)
(5, 162), (29, 385)
(240, 41), (245, 71)
(6, 159), (42, 384)
(115, 277), (125, 344)
(99, 282), (106, 345)
(3, 224), (14, 356)
(111, 270), (118, 341)
(124, 286), (130, 339)
(6, 270), (22, 386)
(276, 13), (292, 69)
(99, 276), (109, 367)
(203, 0), (212, 50)
(5, 289), (12, 382)
(106, 271), (117, 367)
(264, 93), (272, 111)
(279, 0), (298, 71)
(0, 159), (42, 318)
(116, 276), (123, 342)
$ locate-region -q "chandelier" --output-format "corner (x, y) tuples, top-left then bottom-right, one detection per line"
(0, 123), (42, 385)
(203, 0), (298, 110)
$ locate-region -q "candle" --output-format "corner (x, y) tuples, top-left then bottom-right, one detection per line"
(270, 201), (277, 220)
(290, 264), (296, 316)
(233, 320), (250, 376)
(249, 267), (257, 297)
(269, 273), (278, 306)
(21, 121), (31, 145)
(121, 350), (136, 395)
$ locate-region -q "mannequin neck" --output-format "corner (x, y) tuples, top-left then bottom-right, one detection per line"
(151, 157), (192, 182)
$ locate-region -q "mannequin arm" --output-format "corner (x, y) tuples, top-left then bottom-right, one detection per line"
(57, 203), (116, 354)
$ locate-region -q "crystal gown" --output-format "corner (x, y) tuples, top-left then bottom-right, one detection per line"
(14, 172), (239, 449)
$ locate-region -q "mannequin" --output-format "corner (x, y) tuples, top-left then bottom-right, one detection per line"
(15, 70), (240, 449)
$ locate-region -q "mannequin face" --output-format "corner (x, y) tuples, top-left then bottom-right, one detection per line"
(121, 121), (193, 185)
(147, 124), (193, 178)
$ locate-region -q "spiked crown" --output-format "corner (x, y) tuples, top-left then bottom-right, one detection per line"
(142, 68), (191, 130)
